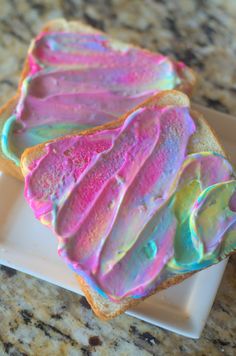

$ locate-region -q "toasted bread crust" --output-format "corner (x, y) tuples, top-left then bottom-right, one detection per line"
(0, 19), (196, 180)
(76, 271), (195, 320)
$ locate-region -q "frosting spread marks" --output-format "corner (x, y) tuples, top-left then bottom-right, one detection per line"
(23, 105), (236, 301)
(2, 30), (189, 164)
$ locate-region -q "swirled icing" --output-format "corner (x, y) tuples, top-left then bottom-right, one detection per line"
(23, 104), (236, 301)
(2, 30), (190, 165)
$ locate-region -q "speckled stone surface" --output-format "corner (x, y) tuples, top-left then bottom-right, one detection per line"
(0, 0), (236, 355)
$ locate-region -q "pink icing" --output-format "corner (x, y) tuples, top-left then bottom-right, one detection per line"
(31, 32), (173, 68)
(24, 105), (196, 300)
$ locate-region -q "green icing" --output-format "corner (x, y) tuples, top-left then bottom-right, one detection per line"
(174, 180), (203, 264)
(168, 180), (236, 273)
(143, 240), (158, 260)
(220, 227), (236, 258)
(1, 115), (20, 166)
(3, 121), (92, 161)
(192, 182), (236, 246)
(28, 123), (90, 141)
(15, 122), (89, 149)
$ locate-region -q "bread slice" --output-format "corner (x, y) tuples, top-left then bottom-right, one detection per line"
(0, 18), (196, 180)
(20, 90), (236, 320)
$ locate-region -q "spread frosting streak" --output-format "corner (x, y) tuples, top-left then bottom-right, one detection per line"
(2, 31), (188, 164)
(23, 105), (236, 301)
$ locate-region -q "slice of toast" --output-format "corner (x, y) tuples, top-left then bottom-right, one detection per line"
(21, 90), (236, 320)
(0, 18), (196, 180)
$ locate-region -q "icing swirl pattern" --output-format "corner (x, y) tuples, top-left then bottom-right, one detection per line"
(23, 104), (236, 301)
(2, 31), (189, 165)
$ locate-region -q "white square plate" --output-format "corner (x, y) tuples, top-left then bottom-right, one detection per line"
(0, 104), (235, 338)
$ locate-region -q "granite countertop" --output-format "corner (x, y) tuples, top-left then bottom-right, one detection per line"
(0, 0), (236, 355)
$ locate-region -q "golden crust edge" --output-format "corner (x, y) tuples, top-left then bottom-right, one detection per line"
(76, 272), (196, 320)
